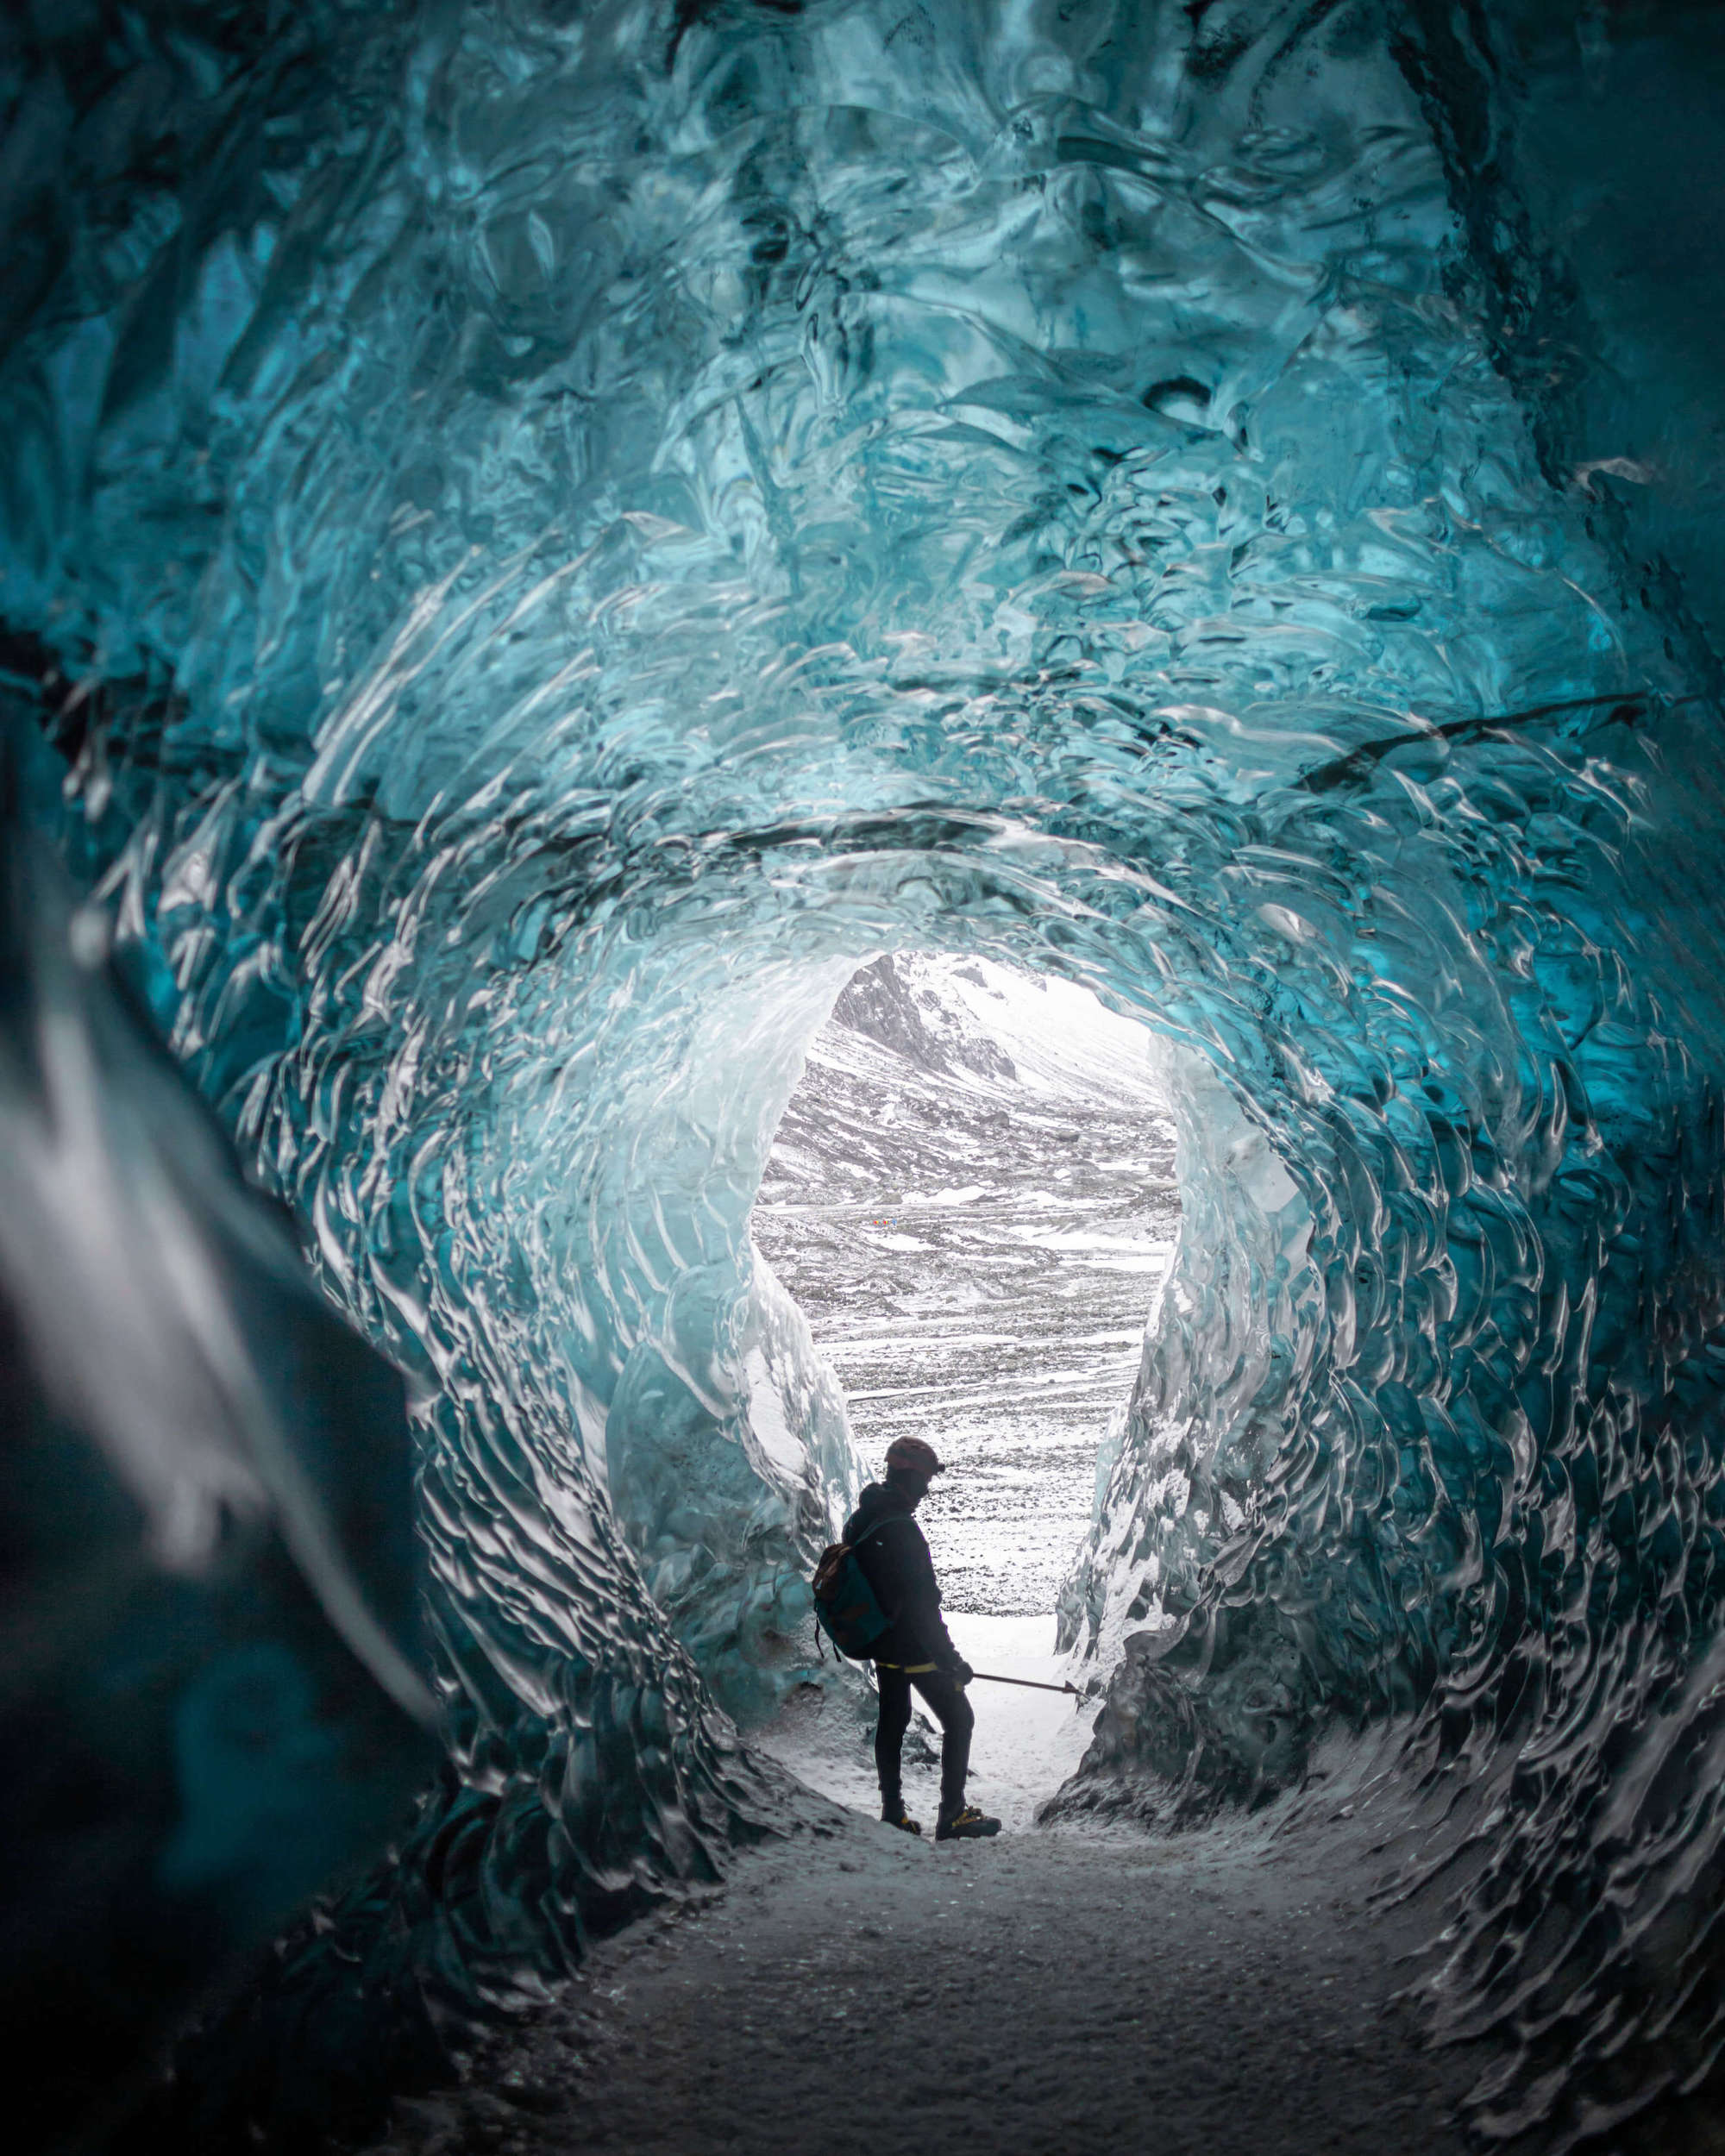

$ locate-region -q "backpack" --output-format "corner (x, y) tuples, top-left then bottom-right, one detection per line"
(811, 1518), (900, 1659)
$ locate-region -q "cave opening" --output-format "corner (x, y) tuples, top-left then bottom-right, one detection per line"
(752, 950), (1177, 1614)
(744, 947), (1180, 1818)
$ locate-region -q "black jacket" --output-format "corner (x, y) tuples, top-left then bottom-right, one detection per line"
(843, 1480), (962, 1673)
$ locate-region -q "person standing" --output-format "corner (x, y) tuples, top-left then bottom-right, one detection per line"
(843, 1436), (1001, 1841)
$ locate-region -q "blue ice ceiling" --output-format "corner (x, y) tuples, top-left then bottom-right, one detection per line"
(9, 0), (1725, 2145)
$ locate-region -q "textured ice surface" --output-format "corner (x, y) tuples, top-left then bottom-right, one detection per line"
(10, 0), (1725, 2142)
(0, 741), (436, 2147)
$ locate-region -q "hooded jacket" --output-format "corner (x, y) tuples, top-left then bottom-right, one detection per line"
(842, 1478), (962, 1673)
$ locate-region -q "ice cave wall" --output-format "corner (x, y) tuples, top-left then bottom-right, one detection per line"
(11, 0), (1725, 2141)
(0, 768), (437, 2149)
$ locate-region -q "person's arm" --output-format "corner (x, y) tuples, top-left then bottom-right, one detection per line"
(916, 1604), (971, 1681)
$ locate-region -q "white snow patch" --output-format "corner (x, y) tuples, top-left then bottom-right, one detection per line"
(758, 1613), (1093, 1835)
(944, 1611), (1095, 1831)
(932, 955), (1164, 1102)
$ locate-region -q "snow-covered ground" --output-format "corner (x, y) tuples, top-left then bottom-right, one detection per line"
(943, 1614), (1093, 1830)
(756, 1610), (1094, 1833)
(752, 953), (1180, 1617)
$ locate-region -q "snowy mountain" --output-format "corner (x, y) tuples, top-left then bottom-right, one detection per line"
(750, 954), (1180, 1617)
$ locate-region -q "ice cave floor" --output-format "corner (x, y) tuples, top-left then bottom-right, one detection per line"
(371, 1628), (1499, 2156)
(372, 1789), (1474, 2156)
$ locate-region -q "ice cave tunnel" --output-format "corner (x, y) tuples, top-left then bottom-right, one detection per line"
(9, 0), (1725, 2149)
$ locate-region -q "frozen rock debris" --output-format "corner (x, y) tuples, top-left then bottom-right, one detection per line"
(7, 2), (1725, 2147)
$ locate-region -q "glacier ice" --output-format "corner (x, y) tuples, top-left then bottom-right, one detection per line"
(9, 0), (1725, 2143)
(0, 735), (436, 2149)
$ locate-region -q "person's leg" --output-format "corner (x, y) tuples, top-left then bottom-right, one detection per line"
(909, 1670), (975, 1815)
(874, 1665), (913, 1809)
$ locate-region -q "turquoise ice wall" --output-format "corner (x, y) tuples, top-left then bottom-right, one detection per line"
(9, 2), (1725, 2143)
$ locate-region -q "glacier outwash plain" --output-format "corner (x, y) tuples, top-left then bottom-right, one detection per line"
(9, 0), (1725, 2148)
(751, 950), (1179, 1619)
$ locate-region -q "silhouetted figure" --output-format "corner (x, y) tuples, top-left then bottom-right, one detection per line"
(843, 1436), (1001, 1840)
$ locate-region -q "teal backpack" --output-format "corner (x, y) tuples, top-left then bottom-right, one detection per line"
(811, 1519), (900, 1659)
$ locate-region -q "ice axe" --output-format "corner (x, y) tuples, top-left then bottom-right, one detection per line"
(968, 1670), (1082, 1695)
(877, 1661), (1081, 1696)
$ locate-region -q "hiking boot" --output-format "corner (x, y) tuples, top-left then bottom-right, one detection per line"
(881, 1800), (922, 1836)
(935, 1803), (1000, 1842)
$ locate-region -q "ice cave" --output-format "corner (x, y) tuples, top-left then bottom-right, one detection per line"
(8, 1), (1725, 2150)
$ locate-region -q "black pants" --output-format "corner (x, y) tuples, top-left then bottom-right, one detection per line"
(875, 1664), (973, 1813)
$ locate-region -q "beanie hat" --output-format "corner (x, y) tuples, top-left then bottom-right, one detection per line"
(885, 1436), (945, 1478)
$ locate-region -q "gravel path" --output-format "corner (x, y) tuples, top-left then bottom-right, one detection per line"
(375, 1783), (1480, 2156)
